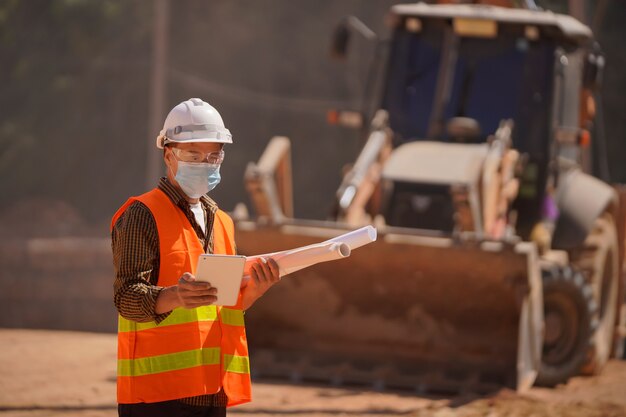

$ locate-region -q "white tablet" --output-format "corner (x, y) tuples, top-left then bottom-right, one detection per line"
(195, 254), (246, 306)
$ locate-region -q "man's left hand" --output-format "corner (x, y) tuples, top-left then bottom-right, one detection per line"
(242, 257), (280, 309)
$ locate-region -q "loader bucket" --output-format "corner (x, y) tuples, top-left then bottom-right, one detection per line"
(236, 220), (543, 394)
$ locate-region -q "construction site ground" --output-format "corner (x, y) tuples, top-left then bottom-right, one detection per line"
(1, 329), (625, 417)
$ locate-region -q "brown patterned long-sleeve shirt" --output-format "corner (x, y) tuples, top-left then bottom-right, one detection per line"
(112, 177), (227, 407)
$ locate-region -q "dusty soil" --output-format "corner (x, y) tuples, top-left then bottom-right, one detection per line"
(1, 329), (625, 417)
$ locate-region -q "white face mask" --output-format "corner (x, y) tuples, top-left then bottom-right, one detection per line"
(174, 162), (221, 199)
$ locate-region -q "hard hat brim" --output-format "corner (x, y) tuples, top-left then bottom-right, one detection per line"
(157, 136), (233, 149)
(156, 125), (233, 149)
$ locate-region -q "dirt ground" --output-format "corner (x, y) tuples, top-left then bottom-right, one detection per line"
(1, 329), (625, 417)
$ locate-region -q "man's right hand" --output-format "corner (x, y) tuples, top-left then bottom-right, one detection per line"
(155, 272), (218, 314)
(175, 272), (218, 308)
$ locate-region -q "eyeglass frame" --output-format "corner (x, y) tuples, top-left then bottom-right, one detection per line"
(167, 146), (225, 165)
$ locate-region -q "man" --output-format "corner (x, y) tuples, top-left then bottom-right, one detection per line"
(112, 98), (280, 417)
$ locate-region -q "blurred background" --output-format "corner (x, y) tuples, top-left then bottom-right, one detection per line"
(0, 0), (624, 235)
(1, 1), (626, 415)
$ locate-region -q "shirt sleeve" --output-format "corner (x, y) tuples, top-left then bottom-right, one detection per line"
(112, 201), (171, 323)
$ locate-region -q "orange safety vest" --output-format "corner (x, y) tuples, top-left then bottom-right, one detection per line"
(111, 188), (251, 406)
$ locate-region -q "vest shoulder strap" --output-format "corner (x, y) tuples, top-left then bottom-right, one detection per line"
(110, 189), (166, 232)
(214, 210), (236, 255)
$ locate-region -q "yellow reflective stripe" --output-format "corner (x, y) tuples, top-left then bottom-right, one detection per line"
(118, 306), (217, 333)
(220, 308), (245, 327)
(224, 354), (250, 374)
(118, 347), (221, 377)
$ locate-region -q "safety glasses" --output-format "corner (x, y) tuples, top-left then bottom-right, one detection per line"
(170, 148), (225, 165)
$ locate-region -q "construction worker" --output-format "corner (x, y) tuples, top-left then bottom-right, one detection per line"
(112, 98), (280, 417)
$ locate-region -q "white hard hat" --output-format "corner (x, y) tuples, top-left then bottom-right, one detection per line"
(156, 98), (232, 149)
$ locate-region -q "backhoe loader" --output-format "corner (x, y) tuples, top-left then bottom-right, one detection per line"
(234, 1), (626, 392)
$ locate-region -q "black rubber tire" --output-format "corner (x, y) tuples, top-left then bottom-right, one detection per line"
(536, 266), (596, 387)
(571, 215), (621, 373)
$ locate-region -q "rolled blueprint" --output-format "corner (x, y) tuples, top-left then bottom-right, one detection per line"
(323, 225), (377, 250)
(242, 225), (376, 286)
(245, 241), (351, 278)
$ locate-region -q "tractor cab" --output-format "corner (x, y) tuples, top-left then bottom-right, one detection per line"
(384, 4), (592, 145)
(376, 3), (599, 239)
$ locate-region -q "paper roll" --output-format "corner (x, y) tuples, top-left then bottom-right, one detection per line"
(324, 225), (377, 250)
(242, 225), (376, 286)
(244, 241), (351, 278)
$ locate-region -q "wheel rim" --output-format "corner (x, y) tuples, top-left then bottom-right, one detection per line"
(543, 292), (580, 365)
(595, 246), (618, 362)
(599, 250), (614, 318)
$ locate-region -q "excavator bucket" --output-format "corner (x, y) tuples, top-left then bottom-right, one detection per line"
(236, 221), (544, 394)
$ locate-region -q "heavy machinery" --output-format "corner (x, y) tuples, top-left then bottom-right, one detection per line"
(234, 1), (626, 393)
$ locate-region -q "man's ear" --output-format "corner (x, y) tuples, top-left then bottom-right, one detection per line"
(163, 147), (174, 169)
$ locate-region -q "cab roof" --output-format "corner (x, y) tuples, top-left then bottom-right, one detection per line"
(392, 2), (592, 44)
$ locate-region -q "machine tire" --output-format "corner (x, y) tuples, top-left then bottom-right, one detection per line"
(536, 266), (595, 387)
(572, 215), (621, 373)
